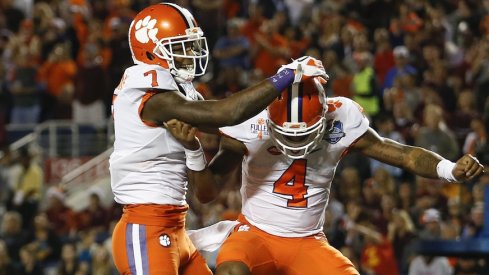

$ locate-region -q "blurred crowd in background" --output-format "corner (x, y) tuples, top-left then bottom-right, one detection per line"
(1, 0), (489, 274)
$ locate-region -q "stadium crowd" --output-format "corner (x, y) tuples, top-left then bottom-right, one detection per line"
(1, 0), (489, 274)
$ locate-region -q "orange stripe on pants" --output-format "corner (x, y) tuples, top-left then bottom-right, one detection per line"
(112, 204), (212, 275)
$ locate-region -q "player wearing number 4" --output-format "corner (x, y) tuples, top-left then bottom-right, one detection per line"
(108, 2), (327, 275)
(167, 74), (484, 274)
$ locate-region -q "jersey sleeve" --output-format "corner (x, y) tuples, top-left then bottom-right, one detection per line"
(114, 65), (180, 127)
(118, 64), (179, 92)
(220, 124), (247, 142)
(333, 97), (370, 147)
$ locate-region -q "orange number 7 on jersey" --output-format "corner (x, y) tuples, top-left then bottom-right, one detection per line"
(272, 159), (308, 208)
(144, 70), (159, 87)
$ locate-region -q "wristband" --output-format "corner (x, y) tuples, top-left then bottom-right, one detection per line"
(436, 159), (457, 182)
(267, 68), (295, 92)
(184, 141), (207, 171)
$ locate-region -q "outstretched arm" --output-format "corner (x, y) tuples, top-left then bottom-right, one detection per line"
(142, 56), (327, 128)
(352, 128), (484, 181)
(143, 79), (281, 128)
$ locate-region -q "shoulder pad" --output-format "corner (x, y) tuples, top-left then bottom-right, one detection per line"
(117, 64), (179, 91)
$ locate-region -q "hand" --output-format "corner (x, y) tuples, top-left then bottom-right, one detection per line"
(453, 154), (484, 181)
(164, 119), (200, 150)
(279, 56), (329, 84)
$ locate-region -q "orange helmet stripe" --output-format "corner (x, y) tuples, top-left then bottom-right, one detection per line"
(269, 81), (324, 127)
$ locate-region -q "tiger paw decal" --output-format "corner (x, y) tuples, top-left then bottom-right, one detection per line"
(159, 234), (171, 247)
(134, 15), (158, 43)
(326, 99), (343, 113)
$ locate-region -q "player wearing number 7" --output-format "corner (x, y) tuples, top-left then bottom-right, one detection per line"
(179, 76), (484, 275)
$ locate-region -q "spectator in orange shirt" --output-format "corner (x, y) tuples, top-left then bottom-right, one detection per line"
(240, 2), (265, 45)
(321, 49), (353, 98)
(398, 3), (422, 33)
(252, 19), (291, 77)
(37, 42), (77, 120)
(283, 25), (309, 59)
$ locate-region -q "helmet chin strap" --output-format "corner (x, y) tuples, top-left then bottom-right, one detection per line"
(171, 68), (194, 83)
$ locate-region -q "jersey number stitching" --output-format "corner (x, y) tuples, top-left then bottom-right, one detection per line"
(272, 159), (308, 208)
(144, 70), (158, 87)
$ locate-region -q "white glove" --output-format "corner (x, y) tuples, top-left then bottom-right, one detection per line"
(278, 56), (329, 84)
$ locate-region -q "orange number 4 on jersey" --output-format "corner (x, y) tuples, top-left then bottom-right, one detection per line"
(272, 159), (308, 208)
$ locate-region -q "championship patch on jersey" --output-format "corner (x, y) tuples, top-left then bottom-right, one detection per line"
(324, 120), (345, 144)
(250, 117), (269, 139)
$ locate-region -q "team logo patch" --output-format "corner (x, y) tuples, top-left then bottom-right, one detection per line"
(326, 99), (343, 113)
(159, 234), (171, 247)
(237, 225), (250, 232)
(135, 15), (158, 43)
(324, 120), (345, 144)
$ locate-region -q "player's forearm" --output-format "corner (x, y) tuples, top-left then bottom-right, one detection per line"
(190, 69), (295, 127)
(174, 78), (286, 128)
(217, 80), (279, 126)
(402, 146), (444, 178)
(355, 130), (445, 179)
(189, 169), (219, 203)
(187, 142), (243, 204)
(182, 138), (219, 203)
(145, 81), (278, 127)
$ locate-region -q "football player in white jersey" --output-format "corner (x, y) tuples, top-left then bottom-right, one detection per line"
(109, 2), (327, 275)
(168, 76), (484, 275)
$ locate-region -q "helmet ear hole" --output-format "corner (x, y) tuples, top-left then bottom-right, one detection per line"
(146, 52), (155, 60)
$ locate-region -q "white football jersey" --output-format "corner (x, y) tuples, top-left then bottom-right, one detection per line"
(110, 64), (201, 205)
(220, 97), (369, 237)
